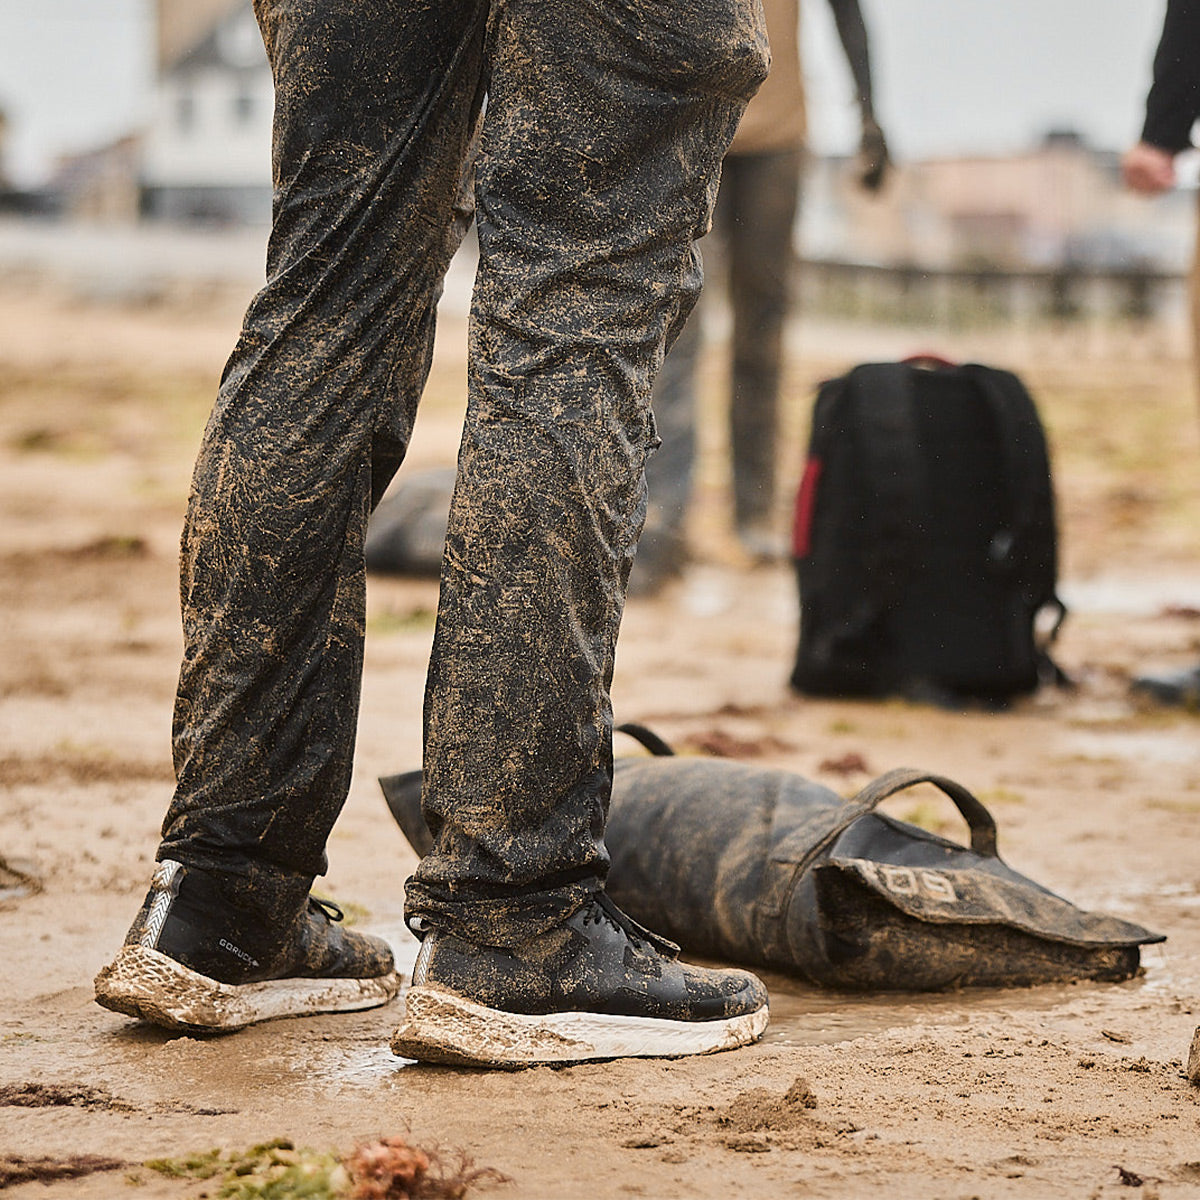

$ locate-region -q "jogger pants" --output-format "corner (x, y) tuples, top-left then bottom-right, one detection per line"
(159, 0), (767, 948)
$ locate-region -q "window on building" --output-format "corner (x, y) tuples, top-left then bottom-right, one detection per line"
(233, 89), (255, 125)
(176, 91), (196, 134)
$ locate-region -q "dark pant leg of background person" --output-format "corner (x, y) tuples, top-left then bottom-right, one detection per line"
(1131, 186), (1200, 708)
(405, 0), (770, 948)
(156, 0), (490, 916)
(633, 312), (703, 592)
(635, 143), (802, 592)
(725, 147), (803, 556)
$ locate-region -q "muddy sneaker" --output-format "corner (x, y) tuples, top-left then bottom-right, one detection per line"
(1130, 663), (1200, 710)
(94, 860), (400, 1032)
(391, 893), (768, 1067)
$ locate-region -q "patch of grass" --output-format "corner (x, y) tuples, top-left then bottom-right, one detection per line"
(977, 786), (1026, 806)
(900, 802), (955, 835)
(7, 425), (106, 460)
(145, 1141), (345, 1197)
(145, 1136), (509, 1200)
(1146, 796), (1200, 815)
(10, 427), (70, 453)
(220, 1149), (345, 1200)
(366, 607), (437, 636)
(1049, 753), (1120, 767)
(145, 1147), (226, 1180)
(64, 534), (150, 560)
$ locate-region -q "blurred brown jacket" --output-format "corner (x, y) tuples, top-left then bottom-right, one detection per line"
(730, 0), (806, 154)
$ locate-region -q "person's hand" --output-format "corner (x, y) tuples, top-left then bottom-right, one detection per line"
(858, 117), (890, 193)
(1122, 141), (1177, 194)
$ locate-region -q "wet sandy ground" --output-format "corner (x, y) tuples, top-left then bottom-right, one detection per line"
(2, 279), (1200, 1198)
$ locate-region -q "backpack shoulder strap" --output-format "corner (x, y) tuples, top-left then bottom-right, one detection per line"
(959, 364), (1071, 679)
(958, 364), (1056, 595)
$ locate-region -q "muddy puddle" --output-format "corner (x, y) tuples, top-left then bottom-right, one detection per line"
(758, 970), (1157, 1048)
(1062, 726), (1200, 767)
(1059, 574), (1200, 616)
(349, 917), (1186, 1071)
(0, 858), (41, 905)
(677, 568), (1200, 622)
(316, 964), (1181, 1081)
(309, 1042), (410, 1085)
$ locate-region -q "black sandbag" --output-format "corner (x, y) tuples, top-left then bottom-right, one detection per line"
(380, 747), (1163, 991)
(365, 467), (455, 576)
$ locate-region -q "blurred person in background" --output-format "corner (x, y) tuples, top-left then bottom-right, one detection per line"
(1123, 0), (1200, 710)
(633, 0), (890, 590)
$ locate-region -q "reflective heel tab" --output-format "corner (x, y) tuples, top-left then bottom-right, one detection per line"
(411, 937), (434, 986)
(142, 860), (183, 949)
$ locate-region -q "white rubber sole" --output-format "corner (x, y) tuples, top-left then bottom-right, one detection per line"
(391, 985), (770, 1068)
(94, 945), (401, 1033)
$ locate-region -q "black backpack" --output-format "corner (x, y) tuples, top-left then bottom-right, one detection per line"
(790, 358), (1068, 708)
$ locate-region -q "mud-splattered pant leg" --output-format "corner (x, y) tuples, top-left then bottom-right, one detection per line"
(405, 0), (768, 947)
(643, 146), (801, 553)
(158, 2), (490, 882)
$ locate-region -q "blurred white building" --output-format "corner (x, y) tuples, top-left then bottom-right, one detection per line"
(802, 130), (1196, 274)
(140, 0), (272, 223)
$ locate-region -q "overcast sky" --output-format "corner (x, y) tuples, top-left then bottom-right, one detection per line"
(0, 0), (1174, 186)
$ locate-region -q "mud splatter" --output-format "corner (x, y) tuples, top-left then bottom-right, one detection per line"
(0, 857), (42, 903)
(1113, 1164), (1146, 1187)
(664, 1076), (822, 1154)
(679, 728), (796, 758)
(818, 751), (872, 776)
(0, 1081), (135, 1112)
(0, 1154), (127, 1188)
(0, 751), (174, 787)
(1160, 605), (1200, 620)
(714, 1076), (819, 1135)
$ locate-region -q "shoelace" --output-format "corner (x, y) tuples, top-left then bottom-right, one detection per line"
(583, 892), (679, 958)
(308, 896), (345, 923)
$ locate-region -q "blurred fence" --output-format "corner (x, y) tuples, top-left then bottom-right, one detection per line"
(0, 216), (1190, 338)
(796, 256), (1190, 332)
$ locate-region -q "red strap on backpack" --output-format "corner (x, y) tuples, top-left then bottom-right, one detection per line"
(902, 352), (958, 371)
(792, 456), (823, 559)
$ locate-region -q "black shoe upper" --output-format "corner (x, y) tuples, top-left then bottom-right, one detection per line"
(414, 892), (766, 1023)
(127, 860), (394, 985)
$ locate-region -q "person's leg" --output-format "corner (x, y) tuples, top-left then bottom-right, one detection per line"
(633, 309), (703, 593)
(408, 0), (769, 946)
(395, 0), (772, 1065)
(1129, 189), (1200, 707)
(96, 0), (489, 1031)
(725, 147), (802, 555)
(1192, 187), (1200, 411)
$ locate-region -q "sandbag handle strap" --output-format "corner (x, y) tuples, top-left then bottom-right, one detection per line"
(615, 723), (676, 757)
(846, 768), (999, 857)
